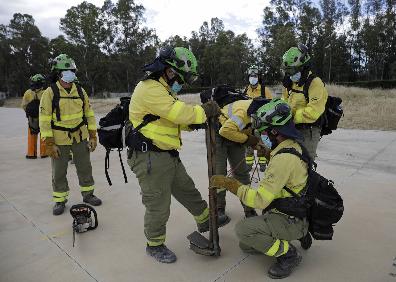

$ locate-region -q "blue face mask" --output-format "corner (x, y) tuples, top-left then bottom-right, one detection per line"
(61, 70), (76, 83)
(290, 72), (301, 82)
(171, 81), (183, 93)
(261, 133), (272, 149)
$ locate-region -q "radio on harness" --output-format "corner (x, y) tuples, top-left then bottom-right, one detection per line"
(70, 204), (98, 247)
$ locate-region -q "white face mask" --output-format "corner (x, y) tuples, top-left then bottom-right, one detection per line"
(290, 72), (301, 82)
(249, 76), (258, 85)
(61, 70), (76, 83)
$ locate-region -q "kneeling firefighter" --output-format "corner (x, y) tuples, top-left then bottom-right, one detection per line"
(211, 99), (310, 279)
(39, 54), (102, 216)
(22, 74), (47, 159)
(127, 46), (229, 264)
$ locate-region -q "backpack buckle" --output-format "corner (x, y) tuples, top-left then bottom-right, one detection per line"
(141, 141), (148, 153)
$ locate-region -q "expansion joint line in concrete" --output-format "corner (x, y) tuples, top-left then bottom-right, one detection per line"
(0, 191), (100, 282)
(349, 137), (396, 178)
(212, 254), (250, 282)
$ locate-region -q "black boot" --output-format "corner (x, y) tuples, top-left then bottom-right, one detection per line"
(197, 208), (231, 233)
(83, 194), (102, 206)
(268, 244), (302, 279)
(299, 232), (312, 250)
(53, 202), (66, 216)
(146, 244), (177, 263)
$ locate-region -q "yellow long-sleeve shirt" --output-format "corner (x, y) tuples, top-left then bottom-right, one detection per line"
(237, 139), (308, 209)
(218, 100), (253, 144)
(282, 75), (328, 124)
(39, 82), (97, 145)
(129, 77), (206, 151)
(245, 84), (273, 99)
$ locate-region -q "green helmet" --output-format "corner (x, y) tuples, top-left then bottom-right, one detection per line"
(281, 44), (310, 75)
(251, 98), (292, 133)
(51, 54), (77, 71)
(248, 66), (259, 76)
(162, 47), (198, 84)
(30, 73), (45, 89)
(30, 74), (45, 83)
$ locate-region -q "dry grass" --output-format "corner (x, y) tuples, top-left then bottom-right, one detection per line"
(3, 85), (396, 130)
(327, 85), (396, 130)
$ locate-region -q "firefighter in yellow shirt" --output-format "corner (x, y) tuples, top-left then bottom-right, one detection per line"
(243, 66), (273, 172)
(39, 54), (101, 216)
(211, 99), (309, 279)
(281, 44), (328, 160)
(21, 74), (47, 159)
(127, 46), (229, 263)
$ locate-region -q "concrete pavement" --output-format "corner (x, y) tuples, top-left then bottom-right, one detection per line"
(1, 107), (396, 282)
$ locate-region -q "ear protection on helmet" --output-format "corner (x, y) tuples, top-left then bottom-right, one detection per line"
(297, 43), (309, 64)
(159, 46), (185, 68)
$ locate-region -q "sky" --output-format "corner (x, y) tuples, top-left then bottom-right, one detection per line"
(0, 0), (270, 43)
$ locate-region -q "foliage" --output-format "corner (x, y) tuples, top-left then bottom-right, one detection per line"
(0, 0), (395, 96)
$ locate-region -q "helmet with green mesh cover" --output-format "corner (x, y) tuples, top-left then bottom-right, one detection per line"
(30, 74), (45, 83)
(251, 98), (292, 133)
(29, 73), (46, 89)
(161, 47), (198, 84)
(247, 66), (259, 76)
(51, 54), (77, 71)
(281, 44), (310, 75)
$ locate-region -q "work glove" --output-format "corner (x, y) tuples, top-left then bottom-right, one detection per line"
(244, 134), (260, 147)
(88, 130), (97, 152)
(45, 137), (61, 159)
(201, 100), (221, 118)
(210, 175), (242, 195)
(188, 123), (207, 131)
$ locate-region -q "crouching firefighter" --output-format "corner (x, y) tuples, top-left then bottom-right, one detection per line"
(126, 46), (229, 264)
(39, 54), (102, 216)
(21, 74), (48, 159)
(210, 99), (310, 279)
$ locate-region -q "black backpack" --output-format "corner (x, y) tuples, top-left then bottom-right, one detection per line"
(25, 95), (40, 119)
(286, 75), (343, 136)
(272, 147), (344, 240)
(200, 84), (248, 108)
(98, 97), (131, 186)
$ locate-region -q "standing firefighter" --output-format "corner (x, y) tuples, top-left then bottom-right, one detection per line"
(211, 99), (310, 279)
(127, 46), (229, 264)
(281, 44), (328, 160)
(243, 66), (272, 171)
(22, 74), (47, 159)
(215, 97), (261, 220)
(39, 54), (101, 216)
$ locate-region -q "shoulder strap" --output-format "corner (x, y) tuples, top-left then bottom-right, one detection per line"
(260, 84), (265, 97)
(76, 84), (86, 120)
(275, 146), (315, 170)
(51, 83), (61, 121)
(302, 74), (316, 103)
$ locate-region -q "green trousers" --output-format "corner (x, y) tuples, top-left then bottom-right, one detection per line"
(299, 126), (321, 161)
(51, 140), (95, 203)
(235, 212), (308, 257)
(215, 133), (255, 213)
(128, 150), (208, 246)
